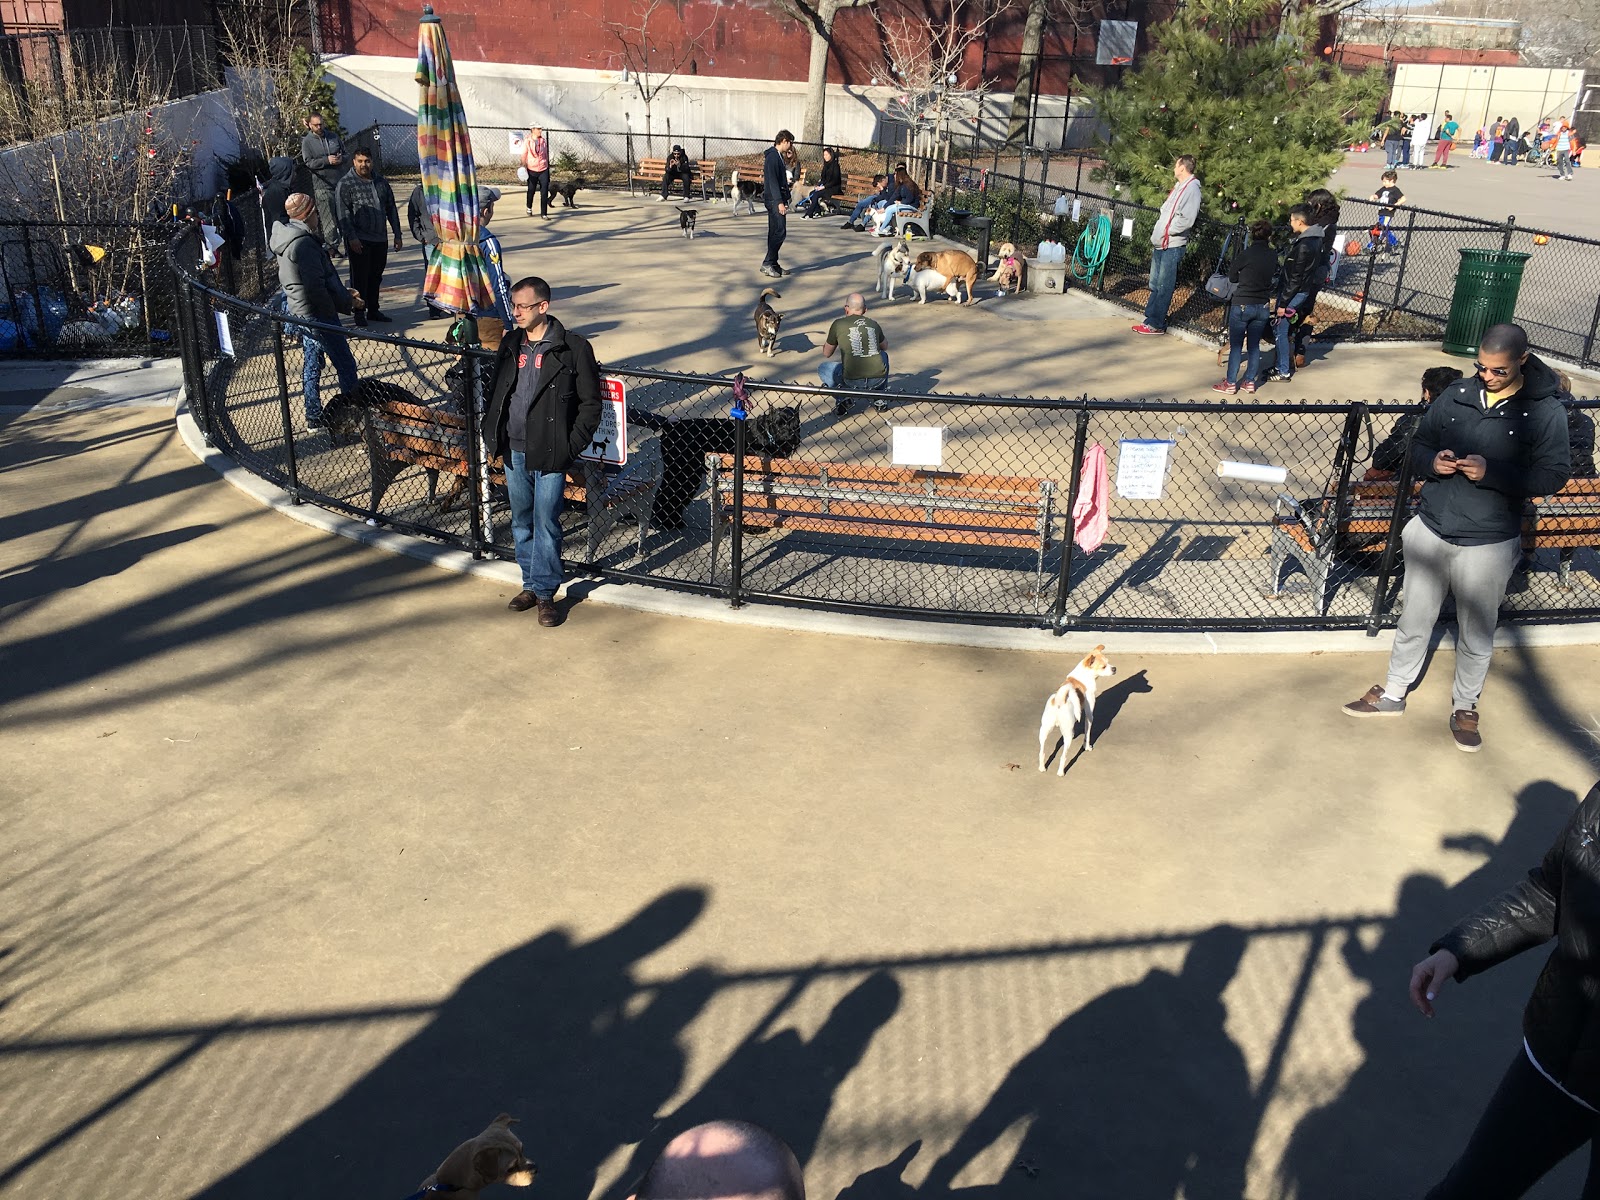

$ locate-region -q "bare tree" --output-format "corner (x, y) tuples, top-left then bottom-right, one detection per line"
(215, 0), (338, 163)
(607, 0), (713, 151)
(767, 0), (879, 144)
(1005, 0), (1091, 147)
(876, 0), (1007, 177)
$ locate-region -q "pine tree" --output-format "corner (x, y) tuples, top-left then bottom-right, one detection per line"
(1087, 0), (1384, 223)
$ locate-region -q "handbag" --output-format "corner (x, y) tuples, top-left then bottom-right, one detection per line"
(1203, 225), (1240, 302)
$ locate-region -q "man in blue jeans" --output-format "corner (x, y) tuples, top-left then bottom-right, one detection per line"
(1132, 155), (1201, 336)
(760, 129), (794, 278)
(841, 174), (889, 228)
(1268, 204), (1325, 383)
(268, 192), (362, 429)
(482, 276), (603, 627)
(819, 292), (889, 416)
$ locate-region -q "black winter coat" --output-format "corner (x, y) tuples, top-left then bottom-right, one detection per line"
(1408, 353), (1571, 543)
(1277, 227), (1325, 307)
(484, 316), (604, 473)
(1435, 782), (1600, 1109)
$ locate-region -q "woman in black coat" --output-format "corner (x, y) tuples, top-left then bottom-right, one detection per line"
(1411, 780), (1600, 1197)
(796, 147), (844, 218)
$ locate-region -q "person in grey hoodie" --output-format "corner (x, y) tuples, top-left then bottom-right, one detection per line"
(270, 193), (363, 428)
(335, 149), (403, 322)
(260, 155), (299, 234)
(1342, 323), (1570, 751)
(1133, 155), (1202, 335)
(300, 113), (346, 255)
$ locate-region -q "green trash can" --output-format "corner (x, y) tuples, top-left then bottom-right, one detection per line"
(1441, 248), (1531, 356)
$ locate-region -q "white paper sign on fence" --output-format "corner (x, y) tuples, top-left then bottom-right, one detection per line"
(508, 131), (525, 155)
(577, 377), (628, 466)
(892, 425), (944, 469)
(1121, 216), (1135, 240)
(1116, 438), (1173, 499)
(215, 311), (234, 358)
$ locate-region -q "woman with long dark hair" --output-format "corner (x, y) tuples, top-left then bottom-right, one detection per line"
(796, 147), (844, 218)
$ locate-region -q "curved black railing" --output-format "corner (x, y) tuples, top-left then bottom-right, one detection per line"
(167, 219), (1600, 633)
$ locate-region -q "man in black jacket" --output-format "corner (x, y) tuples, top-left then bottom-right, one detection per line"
(483, 276), (603, 627)
(1269, 205), (1323, 383)
(760, 130), (794, 279)
(1343, 324), (1570, 750)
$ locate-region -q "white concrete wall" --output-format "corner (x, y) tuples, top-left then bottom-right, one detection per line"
(0, 88), (240, 213)
(326, 55), (1099, 154)
(1390, 64), (1584, 137)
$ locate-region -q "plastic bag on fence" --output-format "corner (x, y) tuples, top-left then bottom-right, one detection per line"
(198, 222), (225, 269)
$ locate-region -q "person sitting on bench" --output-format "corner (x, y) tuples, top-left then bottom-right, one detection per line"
(841, 174), (890, 229)
(657, 146), (695, 201)
(796, 146), (843, 218)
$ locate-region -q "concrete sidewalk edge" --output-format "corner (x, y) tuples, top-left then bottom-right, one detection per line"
(172, 398), (1600, 656)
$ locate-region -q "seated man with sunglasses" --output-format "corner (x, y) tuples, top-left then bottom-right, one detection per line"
(1343, 323), (1570, 751)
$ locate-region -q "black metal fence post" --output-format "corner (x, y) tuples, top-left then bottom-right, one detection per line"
(1391, 210), (1418, 309)
(271, 321), (302, 504)
(1583, 292), (1600, 370)
(172, 269), (211, 445)
(1366, 413), (1419, 635)
(464, 347), (490, 558)
(728, 413), (747, 608)
(1356, 235), (1379, 339)
(1051, 403), (1091, 633)
(1500, 213), (1516, 253)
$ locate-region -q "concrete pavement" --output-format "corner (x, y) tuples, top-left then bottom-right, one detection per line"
(5, 401), (1600, 1198)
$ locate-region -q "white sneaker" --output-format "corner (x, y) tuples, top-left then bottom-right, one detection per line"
(654, 195), (666, 202)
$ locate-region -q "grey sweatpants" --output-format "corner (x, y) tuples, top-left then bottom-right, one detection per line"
(311, 179), (342, 253)
(1385, 517), (1520, 712)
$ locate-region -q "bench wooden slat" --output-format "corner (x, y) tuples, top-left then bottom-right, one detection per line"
(739, 511), (1043, 550)
(739, 495), (1043, 532)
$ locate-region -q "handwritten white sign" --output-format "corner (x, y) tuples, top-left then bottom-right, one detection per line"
(1116, 438), (1173, 499)
(892, 425), (944, 469)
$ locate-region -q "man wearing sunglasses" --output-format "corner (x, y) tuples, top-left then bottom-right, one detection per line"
(1344, 323), (1570, 750)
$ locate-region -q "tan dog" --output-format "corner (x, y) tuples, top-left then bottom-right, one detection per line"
(913, 249), (979, 305)
(420, 1114), (536, 1199)
(991, 242), (1023, 294)
(1038, 645), (1118, 773)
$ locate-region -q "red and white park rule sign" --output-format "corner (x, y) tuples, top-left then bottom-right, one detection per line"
(578, 376), (628, 467)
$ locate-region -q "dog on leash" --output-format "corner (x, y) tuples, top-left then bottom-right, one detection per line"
(992, 242), (1024, 294)
(913, 249), (979, 305)
(677, 207), (698, 238)
(552, 178), (583, 207)
(873, 240), (916, 301)
(419, 1114), (536, 1200)
(754, 287), (782, 356)
(1038, 645), (1118, 773)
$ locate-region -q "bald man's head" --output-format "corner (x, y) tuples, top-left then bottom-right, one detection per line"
(629, 1122), (804, 1200)
(845, 292), (866, 315)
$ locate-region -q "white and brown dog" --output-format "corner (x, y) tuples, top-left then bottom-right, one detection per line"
(1038, 645), (1117, 773)
(420, 1114), (536, 1200)
(873, 240), (916, 301)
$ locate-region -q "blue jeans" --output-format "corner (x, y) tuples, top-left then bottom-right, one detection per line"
(1142, 245), (1185, 330)
(504, 451), (567, 598)
(1384, 139), (1403, 166)
(1226, 303), (1270, 385)
(820, 355), (890, 392)
(871, 202), (910, 233)
(1275, 292), (1309, 377)
(299, 327), (360, 421)
(848, 197), (881, 224)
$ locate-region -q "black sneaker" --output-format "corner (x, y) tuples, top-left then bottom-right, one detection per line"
(368, 312), (394, 323)
(306, 414), (326, 429)
(834, 399), (852, 417)
(840, 221), (856, 229)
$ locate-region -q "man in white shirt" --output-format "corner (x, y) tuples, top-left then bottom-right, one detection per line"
(1409, 112), (1432, 169)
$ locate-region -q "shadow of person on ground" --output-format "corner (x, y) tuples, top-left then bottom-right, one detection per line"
(834, 1139), (922, 1200)
(1278, 780), (1580, 1197)
(609, 970), (902, 1196)
(918, 924), (1252, 1199)
(191, 887), (713, 1200)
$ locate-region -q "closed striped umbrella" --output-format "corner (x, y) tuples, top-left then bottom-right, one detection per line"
(415, 5), (493, 316)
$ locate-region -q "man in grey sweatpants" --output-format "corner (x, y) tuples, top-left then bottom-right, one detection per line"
(1342, 323), (1570, 751)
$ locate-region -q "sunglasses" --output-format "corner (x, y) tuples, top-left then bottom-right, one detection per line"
(1473, 361), (1513, 377)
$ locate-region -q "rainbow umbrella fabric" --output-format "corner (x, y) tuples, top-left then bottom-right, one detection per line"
(416, 5), (493, 316)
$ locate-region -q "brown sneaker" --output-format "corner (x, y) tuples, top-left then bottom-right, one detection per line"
(507, 590), (538, 612)
(1450, 709), (1482, 752)
(1342, 684), (1406, 718)
(536, 598), (564, 628)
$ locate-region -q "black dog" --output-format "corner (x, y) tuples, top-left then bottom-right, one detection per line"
(552, 178), (583, 207)
(633, 407), (802, 529)
(678, 208), (698, 238)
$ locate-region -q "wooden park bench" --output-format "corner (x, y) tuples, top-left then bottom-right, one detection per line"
(630, 157), (718, 202)
(705, 454), (1058, 591)
(361, 390), (660, 560)
(1266, 474), (1600, 612)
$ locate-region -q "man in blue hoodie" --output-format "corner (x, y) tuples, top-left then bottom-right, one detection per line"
(1343, 323), (1571, 751)
(760, 130), (794, 279)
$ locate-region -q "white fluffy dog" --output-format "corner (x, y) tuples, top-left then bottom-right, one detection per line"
(873, 241), (916, 301)
(908, 268), (962, 304)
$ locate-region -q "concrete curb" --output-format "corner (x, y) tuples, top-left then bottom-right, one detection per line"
(173, 396), (1600, 656)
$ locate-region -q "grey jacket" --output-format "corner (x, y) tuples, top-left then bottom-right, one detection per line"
(270, 219), (353, 325)
(335, 170), (401, 244)
(300, 130), (346, 187)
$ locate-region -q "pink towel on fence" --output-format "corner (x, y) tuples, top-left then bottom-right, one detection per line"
(1072, 441), (1109, 553)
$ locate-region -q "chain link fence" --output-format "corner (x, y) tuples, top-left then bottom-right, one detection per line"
(169, 219), (1600, 633)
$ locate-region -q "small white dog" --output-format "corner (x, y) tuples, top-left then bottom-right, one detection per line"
(873, 241), (915, 301)
(1038, 645), (1118, 773)
(909, 267), (962, 304)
